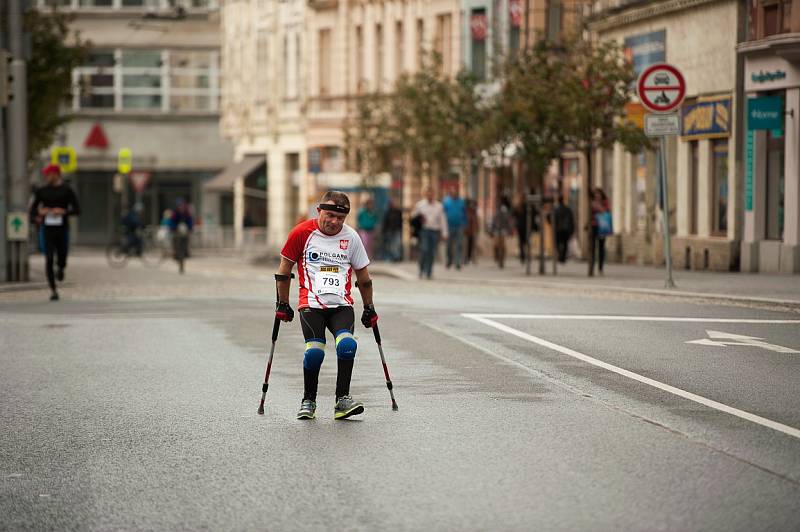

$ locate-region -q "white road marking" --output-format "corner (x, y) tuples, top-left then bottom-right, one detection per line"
(463, 314), (800, 440)
(687, 330), (800, 353)
(463, 314), (800, 324)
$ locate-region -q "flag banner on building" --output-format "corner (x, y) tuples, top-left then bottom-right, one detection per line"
(623, 30), (666, 78)
(509, 0), (523, 28)
(471, 13), (488, 41)
(681, 97), (731, 140)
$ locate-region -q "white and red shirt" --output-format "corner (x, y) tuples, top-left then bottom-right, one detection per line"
(280, 219), (370, 309)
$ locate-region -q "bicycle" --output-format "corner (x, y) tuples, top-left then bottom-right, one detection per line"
(106, 226), (169, 269)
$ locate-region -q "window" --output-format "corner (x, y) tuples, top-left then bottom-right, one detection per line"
(79, 0), (113, 7)
(470, 9), (487, 81)
(416, 18), (424, 70)
(76, 50), (115, 109)
(712, 140), (728, 235)
(74, 48), (217, 112)
(395, 21), (404, 77)
(766, 129), (785, 240)
(375, 24), (383, 91)
(169, 51), (214, 111)
(355, 26), (364, 93)
(758, 0), (795, 38)
(121, 50), (162, 110)
(689, 141), (699, 235)
(434, 14), (452, 73)
(318, 29), (331, 96)
(547, 1), (562, 41)
(256, 30), (270, 103)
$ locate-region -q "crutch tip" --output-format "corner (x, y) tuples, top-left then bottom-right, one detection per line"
(392, 403), (399, 411)
(257, 407), (265, 415)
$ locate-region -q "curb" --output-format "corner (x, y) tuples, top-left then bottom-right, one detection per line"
(368, 264), (800, 310)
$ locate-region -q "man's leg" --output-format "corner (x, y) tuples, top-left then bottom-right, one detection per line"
(454, 230), (464, 268)
(43, 229), (57, 295)
(446, 232), (454, 267)
(329, 306), (364, 419)
(598, 237), (606, 273)
(299, 308), (327, 414)
(428, 231), (440, 277)
(588, 227), (597, 276)
(55, 229), (68, 281)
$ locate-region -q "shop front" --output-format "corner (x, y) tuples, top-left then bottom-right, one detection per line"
(740, 53), (800, 273)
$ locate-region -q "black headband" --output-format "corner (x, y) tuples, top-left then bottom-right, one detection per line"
(318, 203), (350, 214)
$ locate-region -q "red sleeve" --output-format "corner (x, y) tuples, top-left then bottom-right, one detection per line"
(280, 219), (316, 263)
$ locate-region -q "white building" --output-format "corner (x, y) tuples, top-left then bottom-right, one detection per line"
(44, 0), (233, 245)
(590, 0), (742, 271)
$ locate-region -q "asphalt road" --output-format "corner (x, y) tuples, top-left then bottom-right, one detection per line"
(1, 254), (799, 531)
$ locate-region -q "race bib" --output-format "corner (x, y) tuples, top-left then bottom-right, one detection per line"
(44, 213), (64, 226)
(314, 266), (345, 296)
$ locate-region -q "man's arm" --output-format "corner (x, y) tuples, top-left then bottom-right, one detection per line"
(276, 257), (295, 304)
(68, 187), (81, 216)
(354, 266), (373, 306)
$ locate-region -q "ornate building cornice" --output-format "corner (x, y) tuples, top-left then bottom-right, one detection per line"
(588, 0), (728, 32)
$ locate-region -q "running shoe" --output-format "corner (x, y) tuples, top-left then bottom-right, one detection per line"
(297, 399), (316, 420)
(334, 395), (364, 420)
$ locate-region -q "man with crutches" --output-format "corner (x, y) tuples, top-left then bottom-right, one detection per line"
(274, 190), (379, 420)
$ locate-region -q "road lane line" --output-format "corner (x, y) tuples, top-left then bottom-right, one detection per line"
(463, 314), (800, 440)
(463, 314), (800, 324)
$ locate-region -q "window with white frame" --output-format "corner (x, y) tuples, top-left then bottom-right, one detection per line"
(37, 0), (218, 9)
(73, 48), (218, 112)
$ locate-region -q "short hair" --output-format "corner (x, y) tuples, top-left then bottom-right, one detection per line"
(320, 190), (350, 211)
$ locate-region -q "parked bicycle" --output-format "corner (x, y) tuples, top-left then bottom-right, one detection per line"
(106, 226), (169, 268)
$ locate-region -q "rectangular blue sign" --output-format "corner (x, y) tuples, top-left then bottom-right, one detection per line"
(681, 98), (731, 139)
(624, 30), (666, 79)
(747, 96), (784, 130)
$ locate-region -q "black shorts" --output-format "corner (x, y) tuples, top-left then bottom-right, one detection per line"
(299, 306), (355, 343)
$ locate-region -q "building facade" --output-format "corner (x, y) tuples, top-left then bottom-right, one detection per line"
(43, 0), (233, 245)
(738, 0), (800, 272)
(590, 0), (743, 271)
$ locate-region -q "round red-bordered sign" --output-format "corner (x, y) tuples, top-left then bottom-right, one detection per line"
(636, 63), (686, 113)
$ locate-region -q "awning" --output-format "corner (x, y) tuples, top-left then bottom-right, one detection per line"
(204, 155), (265, 192)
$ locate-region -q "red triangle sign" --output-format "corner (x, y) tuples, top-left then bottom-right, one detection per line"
(84, 123), (109, 149)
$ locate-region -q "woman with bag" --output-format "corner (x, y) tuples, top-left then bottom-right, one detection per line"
(589, 187), (611, 277)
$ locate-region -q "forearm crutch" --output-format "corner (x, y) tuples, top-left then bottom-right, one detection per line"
(257, 272), (294, 415)
(371, 324), (398, 411)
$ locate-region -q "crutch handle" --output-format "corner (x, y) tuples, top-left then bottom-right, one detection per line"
(271, 316), (281, 342)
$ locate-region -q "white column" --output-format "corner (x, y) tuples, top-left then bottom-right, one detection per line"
(268, 149), (289, 245)
(781, 87), (800, 271)
(612, 142), (625, 234)
(676, 139), (689, 237)
(234, 176), (244, 248)
(697, 139), (712, 238)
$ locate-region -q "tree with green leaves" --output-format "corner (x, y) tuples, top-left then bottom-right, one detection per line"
(25, 8), (89, 166)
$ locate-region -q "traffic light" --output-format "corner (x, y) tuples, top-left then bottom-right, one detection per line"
(0, 50), (11, 106)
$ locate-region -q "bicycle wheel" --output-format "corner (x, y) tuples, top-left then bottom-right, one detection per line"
(140, 228), (166, 268)
(106, 241), (129, 268)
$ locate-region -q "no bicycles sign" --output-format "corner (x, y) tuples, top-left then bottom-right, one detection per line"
(637, 63), (686, 113)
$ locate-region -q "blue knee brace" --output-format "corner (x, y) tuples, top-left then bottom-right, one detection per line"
(304, 339), (326, 370)
(335, 330), (357, 360)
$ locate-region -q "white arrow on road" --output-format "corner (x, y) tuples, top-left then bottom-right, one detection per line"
(686, 330), (799, 353)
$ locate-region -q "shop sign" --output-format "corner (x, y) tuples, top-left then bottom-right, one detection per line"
(624, 30), (666, 79)
(50, 146), (77, 174)
(118, 147), (133, 174)
(681, 98), (731, 140)
(751, 70), (786, 83)
(747, 96), (783, 130)
(625, 102), (645, 129)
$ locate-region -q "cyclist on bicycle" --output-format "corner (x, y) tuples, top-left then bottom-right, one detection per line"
(169, 198), (193, 273)
(122, 202), (145, 256)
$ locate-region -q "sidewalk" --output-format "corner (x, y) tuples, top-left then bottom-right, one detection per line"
(368, 256), (800, 309)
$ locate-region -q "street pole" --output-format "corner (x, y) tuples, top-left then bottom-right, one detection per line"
(0, 106), (7, 282)
(7, 0), (29, 281)
(658, 136), (676, 288)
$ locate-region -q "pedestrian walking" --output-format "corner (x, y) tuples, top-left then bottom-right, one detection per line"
(554, 196), (575, 263)
(274, 190), (377, 420)
(122, 203), (145, 256)
(412, 187), (448, 279)
(512, 194), (538, 265)
(442, 186), (467, 269)
(490, 196), (513, 269)
(357, 197), (378, 258)
(465, 198), (479, 265)
(29, 164), (80, 301)
(588, 187), (612, 276)
(169, 198), (193, 273)
(382, 199), (403, 262)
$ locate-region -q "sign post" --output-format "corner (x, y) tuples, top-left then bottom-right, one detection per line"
(638, 63), (686, 289)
